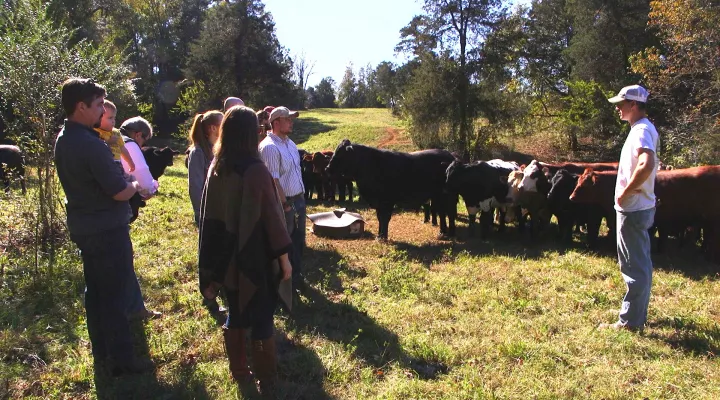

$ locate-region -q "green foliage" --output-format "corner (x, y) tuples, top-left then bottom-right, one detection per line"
(307, 77), (337, 109)
(0, 0), (135, 268)
(184, 0), (296, 109)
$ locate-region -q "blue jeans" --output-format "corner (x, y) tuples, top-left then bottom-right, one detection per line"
(126, 272), (146, 314)
(71, 226), (135, 364)
(287, 195), (306, 286)
(616, 208), (655, 328)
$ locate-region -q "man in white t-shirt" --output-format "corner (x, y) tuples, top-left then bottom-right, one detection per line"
(600, 85), (659, 332)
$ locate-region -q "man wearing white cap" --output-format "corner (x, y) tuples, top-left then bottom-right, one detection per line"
(259, 106), (306, 291)
(600, 85), (659, 332)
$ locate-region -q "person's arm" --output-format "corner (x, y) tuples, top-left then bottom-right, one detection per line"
(187, 149), (207, 221)
(259, 145), (291, 210)
(123, 142), (156, 192)
(113, 181), (140, 201)
(87, 141), (137, 201)
(617, 127), (657, 204)
(120, 145), (135, 172)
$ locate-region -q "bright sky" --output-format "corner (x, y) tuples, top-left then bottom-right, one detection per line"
(263, 0), (530, 88)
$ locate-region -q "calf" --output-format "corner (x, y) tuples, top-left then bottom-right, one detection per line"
(547, 169), (605, 247)
(142, 146), (181, 180)
(298, 149), (320, 200)
(445, 160), (519, 239)
(0, 145), (26, 194)
(326, 139), (456, 240)
(568, 169), (617, 246)
(312, 151), (353, 203)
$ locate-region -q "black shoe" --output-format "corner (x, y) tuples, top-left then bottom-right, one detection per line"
(110, 358), (155, 377)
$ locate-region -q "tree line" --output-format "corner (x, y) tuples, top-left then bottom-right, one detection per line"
(333, 0), (719, 166)
(1, 0), (718, 166)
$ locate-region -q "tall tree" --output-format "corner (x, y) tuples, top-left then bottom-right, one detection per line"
(184, 0), (295, 110)
(293, 51), (315, 108)
(307, 77), (337, 108)
(398, 0), (506, 154)
(337, 64), (359, 108)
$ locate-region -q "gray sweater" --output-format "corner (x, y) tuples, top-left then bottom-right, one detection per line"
(187, 146), (212, 225)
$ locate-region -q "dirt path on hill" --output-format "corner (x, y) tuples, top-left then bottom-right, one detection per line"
(377, 127), (410, 149)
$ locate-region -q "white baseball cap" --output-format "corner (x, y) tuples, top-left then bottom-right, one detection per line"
(269, 106), (299, 124)
(608, 85), (649, 103)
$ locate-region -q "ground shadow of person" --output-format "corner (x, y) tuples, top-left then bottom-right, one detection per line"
(289, 245), (449, 381)
(645, 316), (720, 358)
(93, 319), (212, 399)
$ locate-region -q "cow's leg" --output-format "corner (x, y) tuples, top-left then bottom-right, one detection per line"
(346, 181), (354, 202)
(467, 204), (479, 237)
(586, 216), (602, 249)
(20, 175), (26, 195)
(447, 193), (457, 237)
(423, 202), (431, 223)
(376, 207), (393, 240)
(479, 211), (493, 240)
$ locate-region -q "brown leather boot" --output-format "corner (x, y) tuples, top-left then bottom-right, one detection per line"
(251, 336), (278, 398)
(223, 327), (253, 383)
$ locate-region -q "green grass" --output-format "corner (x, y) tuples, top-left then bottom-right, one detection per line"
(2, 108), (720, 399)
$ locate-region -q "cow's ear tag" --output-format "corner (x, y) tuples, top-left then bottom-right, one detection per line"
(346, 145), (354, 152)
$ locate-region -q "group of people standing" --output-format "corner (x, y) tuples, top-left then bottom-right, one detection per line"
(53, 74), (659, 398)
(54, 77), (307, 398)
(188, 96), (307, 396)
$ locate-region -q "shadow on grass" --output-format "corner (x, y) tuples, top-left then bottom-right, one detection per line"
(293, 117), (337, 147)
(646, 316), (720, 358)
(274, 328), (332, 400)
(161, 168), (188, 179)
(288, 246), (449, 381)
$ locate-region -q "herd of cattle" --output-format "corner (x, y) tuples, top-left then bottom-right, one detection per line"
(3, 139), (718, 263)
(301, 139), (720, 264)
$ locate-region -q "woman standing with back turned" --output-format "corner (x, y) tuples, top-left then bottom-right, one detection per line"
(198, 106), (292, 397)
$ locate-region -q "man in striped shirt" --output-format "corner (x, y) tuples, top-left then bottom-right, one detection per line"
(259, 106), (306, 291)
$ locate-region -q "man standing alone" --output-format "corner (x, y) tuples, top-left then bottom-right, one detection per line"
(601, 85), (659, 332)
(259, 106), (306, 291)
(54, 78), (153, 375)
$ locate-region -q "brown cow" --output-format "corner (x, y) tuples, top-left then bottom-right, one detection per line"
(654, 166), (720, 261)
(311, 151), (353, 203)
(568, 169), (617, 246)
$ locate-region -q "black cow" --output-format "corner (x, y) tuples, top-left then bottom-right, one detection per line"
(326, 139), (456, 240)
(141, 146), (181, 180)
(0, 144), (26, 194)
(547, 169), (605, 247)
(445, 160), (518, 239)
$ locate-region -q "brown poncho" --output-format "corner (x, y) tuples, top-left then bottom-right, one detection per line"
(198, 157), (293, 312)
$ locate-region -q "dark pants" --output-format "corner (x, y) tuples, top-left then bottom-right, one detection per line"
(225, 289), (276, 340)
(71, 226), (135, 365)
(286, 194), (306, 286)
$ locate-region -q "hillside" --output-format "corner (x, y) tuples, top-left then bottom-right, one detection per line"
(1, 108), (719, 399)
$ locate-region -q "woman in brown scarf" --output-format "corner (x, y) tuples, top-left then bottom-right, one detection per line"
(198, 106), (292, 396)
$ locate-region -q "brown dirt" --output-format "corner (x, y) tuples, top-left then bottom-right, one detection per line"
(377, 128), (412, 149)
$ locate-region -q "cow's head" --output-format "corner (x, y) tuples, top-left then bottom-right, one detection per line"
(506, 170), (524, 203)
(569, 168), (596, 202)
(143, 146), (180, 179)
(444, 160), (466, 191)
(518, 160), (541, 192)
(326, 139), (355, 177)
(312, 151), (331, 174)
(548, 169), (576, 202)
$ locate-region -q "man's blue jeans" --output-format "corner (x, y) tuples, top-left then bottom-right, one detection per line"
(285, 195), (306, 286)
(71, 226), (135, 365)
(616, 208), (655, 328)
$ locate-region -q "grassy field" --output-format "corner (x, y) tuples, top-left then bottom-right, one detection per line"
(1, 108), (719, 399)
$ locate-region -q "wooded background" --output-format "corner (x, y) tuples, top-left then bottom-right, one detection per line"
(1, 0), (718, 166)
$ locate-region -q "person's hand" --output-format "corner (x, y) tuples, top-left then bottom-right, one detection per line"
(616, 188), (640, 206)
(280, 257), (292, 281)
(283, 200), (292, 212)
(203, 281), (222, 300)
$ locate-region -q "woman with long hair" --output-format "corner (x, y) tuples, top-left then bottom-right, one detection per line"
(198, 106), (292, 397)
(187, 110), (223, 226)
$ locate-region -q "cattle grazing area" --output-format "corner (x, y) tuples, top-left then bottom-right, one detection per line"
(1, 109), (719, 399)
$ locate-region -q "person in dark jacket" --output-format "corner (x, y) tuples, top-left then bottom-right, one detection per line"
(199, 105), (292, 396)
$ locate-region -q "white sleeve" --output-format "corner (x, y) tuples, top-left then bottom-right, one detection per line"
(123, 142), (157, 192)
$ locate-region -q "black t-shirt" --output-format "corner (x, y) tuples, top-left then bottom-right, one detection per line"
(54, 120), (131, 235)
